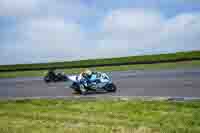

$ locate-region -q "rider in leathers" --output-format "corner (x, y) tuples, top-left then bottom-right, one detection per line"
(80, 69), (100, 90)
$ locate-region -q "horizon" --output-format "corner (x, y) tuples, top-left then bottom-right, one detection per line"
(0, 50), (198, 66)
(1, 0), (200, 65)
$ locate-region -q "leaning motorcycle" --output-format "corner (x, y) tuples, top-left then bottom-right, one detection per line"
(44, 70), (68, 83)
(68, 72), (117, 95)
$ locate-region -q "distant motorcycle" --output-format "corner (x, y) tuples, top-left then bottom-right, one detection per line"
(68, 72), (117, 95)
(44, 70), (68, 83)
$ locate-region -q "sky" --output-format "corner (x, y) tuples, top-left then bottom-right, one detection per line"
(0, 0), (200, 65)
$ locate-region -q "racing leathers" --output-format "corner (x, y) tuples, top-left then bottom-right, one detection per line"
(80, 72), (100, 90)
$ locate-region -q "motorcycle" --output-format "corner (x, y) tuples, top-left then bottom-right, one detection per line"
(67, 72), (117, 95)
(44, 70), (68, 83)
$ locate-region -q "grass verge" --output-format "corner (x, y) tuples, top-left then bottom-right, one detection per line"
(0, 99), (200, 133)
(0, 51), (200, 71)
(0, 60), (200, 78)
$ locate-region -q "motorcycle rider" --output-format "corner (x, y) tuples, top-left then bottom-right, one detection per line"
(81, 69), (92, 79)
(48, 68), (56, 80)
(80, 69), (98, 90)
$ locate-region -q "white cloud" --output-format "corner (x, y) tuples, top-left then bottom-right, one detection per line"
(103, 9), (163, 33)
(1, 17), (87, 64)
(96, 9), (200, 57)
(0, 0), (90, 19)
(158, 13), (200, 51)
(0, 5), (200, 65)
(0, 0), (40, 16)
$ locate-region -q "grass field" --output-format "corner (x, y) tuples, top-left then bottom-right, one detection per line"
(0, 99), (200, 133)
(0, 51), (200, 72)
(0, 60), (200, 78)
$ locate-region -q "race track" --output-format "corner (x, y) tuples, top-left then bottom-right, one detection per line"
(0, 69), (200, 98)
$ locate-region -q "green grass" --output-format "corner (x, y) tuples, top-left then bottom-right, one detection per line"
(0, 60), (200, 78)
(1, 99), (200, 133)
(0, 50), (200, 71)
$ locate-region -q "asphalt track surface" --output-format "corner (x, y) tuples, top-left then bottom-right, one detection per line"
(0, 69), (200, 98)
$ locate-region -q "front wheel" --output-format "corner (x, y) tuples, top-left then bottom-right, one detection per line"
(105, 83), (117, 92)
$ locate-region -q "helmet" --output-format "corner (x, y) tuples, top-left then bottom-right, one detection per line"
(82, 69), (92, 78)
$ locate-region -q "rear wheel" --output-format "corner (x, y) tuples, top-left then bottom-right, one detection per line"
(72, 83), (87, 95)
(79, 84), (87, 95)
(71, 83), (81, 94)
(44, 76), (51, 83)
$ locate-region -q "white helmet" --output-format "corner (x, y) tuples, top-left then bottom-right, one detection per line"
(83, 69), (92, 78)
